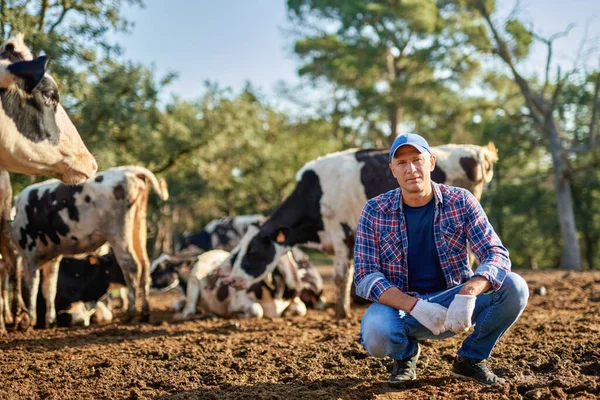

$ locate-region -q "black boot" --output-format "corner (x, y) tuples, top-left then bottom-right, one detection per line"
(452, 355), (506, 385)
(389, 343), (421, 384)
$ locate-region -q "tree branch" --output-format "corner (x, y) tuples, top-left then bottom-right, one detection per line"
(154, 142), (206, 174)
(476, 0), (549, 120)
(530, 25), (574, 99)
(0, 0), (6, 39)
(47, 0), (72, 35)
(38, 0), (49, 31)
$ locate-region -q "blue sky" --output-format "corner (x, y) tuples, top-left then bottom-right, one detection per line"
(118, 0), (600, 104)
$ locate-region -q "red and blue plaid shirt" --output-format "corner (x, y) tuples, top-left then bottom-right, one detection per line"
(354, 182), (510, 302)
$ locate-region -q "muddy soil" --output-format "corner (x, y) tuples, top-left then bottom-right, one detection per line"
(1, 268), (599, 400)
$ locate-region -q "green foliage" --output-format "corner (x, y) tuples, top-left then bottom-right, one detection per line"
(288, 0), (488, 146)
(155, 85), (341, 230)
(504, 19), (532, 60)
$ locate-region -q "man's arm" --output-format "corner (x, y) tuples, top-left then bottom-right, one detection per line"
(353, 203), (394, 302)
(463, 191), (511, 291)
(378, 287), (418, 312)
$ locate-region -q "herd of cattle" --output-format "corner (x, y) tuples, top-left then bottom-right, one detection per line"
(0, 34), (499, 336)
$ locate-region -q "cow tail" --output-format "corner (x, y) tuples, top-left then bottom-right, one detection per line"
(131, 167), (169, 201)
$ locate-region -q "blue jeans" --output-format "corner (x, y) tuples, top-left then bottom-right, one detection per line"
(360, 272), (529, 360)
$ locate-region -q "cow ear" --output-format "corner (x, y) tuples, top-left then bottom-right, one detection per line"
(271, 227), (290, 245)
(88, 255), (98, 265)
(6, 55), (49, 91)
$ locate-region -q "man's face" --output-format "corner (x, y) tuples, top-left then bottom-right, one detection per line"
(389, 145), (436, 194)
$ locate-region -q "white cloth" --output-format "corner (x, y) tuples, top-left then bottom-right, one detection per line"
(408, 299), (448, 335)
(445, 294), (477, 333)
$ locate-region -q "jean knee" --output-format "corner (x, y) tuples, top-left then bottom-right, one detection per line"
(362, 321), (394, 358)
(500, 272), (529, 308)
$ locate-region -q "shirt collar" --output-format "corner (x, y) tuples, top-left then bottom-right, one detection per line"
(393, 182), (443, 211)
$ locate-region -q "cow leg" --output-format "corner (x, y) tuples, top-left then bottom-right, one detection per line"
(23, 266), (41, 328)
(177, 277), (201, 320)
(118, 288), (128, 310)
(170, 296), (186, 312)
(2, 273), (12, 325)
(41, 257), (61, 328)
(111, 246), (140, 322)
(132, 186), (151, 322)
(0, 265), (5, 336)
(93, 301), (114, 325)
(332, 245), (353, 319)
(10, 256), (30, 331)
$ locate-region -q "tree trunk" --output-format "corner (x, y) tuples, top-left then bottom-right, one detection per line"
(583, 235), (596, 270)
(388, 105), (399, 146)
(546, 120), (582, 271)
(153, 202), (174, 257)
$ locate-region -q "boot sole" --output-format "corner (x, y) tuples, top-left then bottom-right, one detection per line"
(451, 371), (504, 386)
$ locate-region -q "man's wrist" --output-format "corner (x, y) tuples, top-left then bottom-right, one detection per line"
(409, 298), (419, 313)
(459, 276), (492, 295)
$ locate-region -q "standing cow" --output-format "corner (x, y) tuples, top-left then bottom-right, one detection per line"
(11, 166), (168, 327)
(0, 34), (97, 335)
(224, 144), (498, 319)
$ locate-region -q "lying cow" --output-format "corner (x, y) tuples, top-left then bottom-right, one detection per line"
(35, 252), (125, 327)
(179, 214), (266, 251)
(150, 247), (324, 319)
(11, 165), (169, 327)
(224, 143), (499, 319)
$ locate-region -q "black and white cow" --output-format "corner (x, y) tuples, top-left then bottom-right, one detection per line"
(0, 34), (97, 335)
(225, 144), (499, 319)
(179, 214), (266, 252)
(35, 252), (125, 327)
(150, 247), (324, 319)
(10, 166), (169, 327)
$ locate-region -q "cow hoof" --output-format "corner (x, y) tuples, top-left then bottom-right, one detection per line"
(120, 313), (136, 324)
(172, 313), (185, 321)
(15, 313), (32, 331)
(0, 327), (7, 337)
(141, 313), (151, 323)
(334, 307), (349, 320)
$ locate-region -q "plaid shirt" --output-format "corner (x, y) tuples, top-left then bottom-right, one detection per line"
(354, 183), (510, 302)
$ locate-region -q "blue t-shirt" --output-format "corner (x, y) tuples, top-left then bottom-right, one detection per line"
(404, 197), (447, 293)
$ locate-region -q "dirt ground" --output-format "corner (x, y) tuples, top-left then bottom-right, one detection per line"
(1, 267), (600, 400)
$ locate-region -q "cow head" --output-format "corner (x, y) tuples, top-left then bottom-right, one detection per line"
(150, 254), (182, 291)
(0, 34), (97, 184)
(290, 248), (326, 309)
(225, 224), (291, 290)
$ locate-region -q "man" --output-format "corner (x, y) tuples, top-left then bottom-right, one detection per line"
(354, 133), (528, 386)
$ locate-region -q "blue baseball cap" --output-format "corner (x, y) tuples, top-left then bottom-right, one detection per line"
(389, 133), (431, 162)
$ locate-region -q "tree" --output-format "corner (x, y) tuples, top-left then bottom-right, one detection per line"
(287, 0), (489, 146)
(471, 0), (600, 271)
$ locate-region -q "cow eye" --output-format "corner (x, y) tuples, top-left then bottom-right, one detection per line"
(42, 91), (58, 107)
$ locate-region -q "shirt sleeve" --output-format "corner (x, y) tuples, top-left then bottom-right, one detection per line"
(353, 202), (394, 302)
(463, 190), (511, 291)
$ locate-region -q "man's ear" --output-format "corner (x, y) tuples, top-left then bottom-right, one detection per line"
(429, 154), (436, 171)
(270, 227), (291, 245)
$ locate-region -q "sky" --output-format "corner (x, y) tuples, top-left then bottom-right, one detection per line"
(117, 0), (600, 105)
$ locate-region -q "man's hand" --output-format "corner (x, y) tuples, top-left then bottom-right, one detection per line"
(445, 294), (477, 333)
(408, 300), (448, 335)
